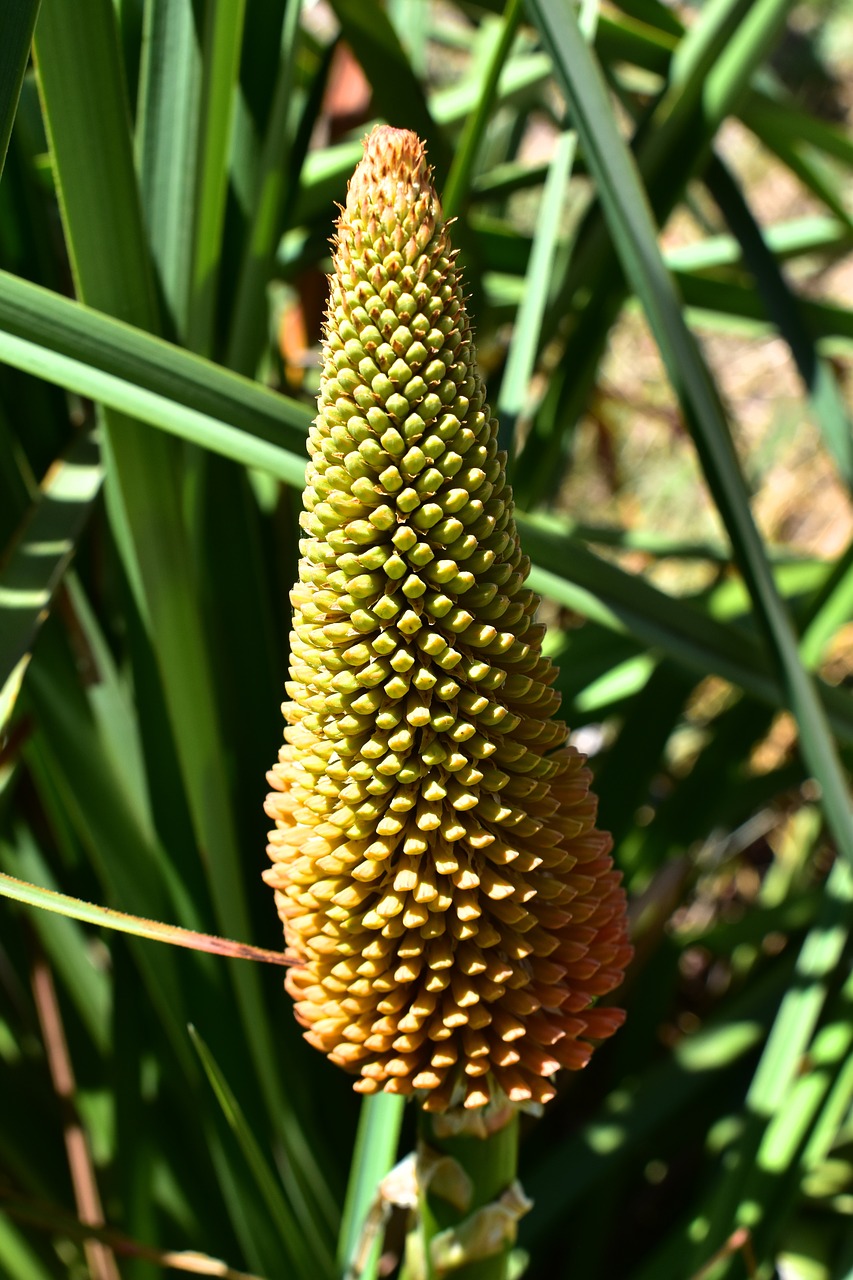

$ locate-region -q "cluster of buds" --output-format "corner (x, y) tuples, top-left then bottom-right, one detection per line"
(265, 126), (631, 1113)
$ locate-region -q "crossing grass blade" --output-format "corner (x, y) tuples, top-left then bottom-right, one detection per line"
(0, 269), (312, 451)
(705, 153), (853, 490)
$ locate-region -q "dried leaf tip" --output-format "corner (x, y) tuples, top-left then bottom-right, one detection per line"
(264, 126), (632, 1113)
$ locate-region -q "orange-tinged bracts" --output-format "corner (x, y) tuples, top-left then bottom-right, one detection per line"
(264, 126), (631, 1112)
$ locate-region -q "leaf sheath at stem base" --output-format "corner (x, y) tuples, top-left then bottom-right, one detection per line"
(414, 1103), (526, 1280)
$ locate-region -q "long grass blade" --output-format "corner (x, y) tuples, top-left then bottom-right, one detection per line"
(684, 857), (853, 1271)
(663, 213), (851, 272)
(497, 130), (576, 455)
(136, 0), (203, 340)
(441, 0), (524, 219)
(705, 152), (853, 488)
(0, 431), (102, 731)
(0, 0), (39, 179)
(674, 270), (853, 347)
(189, 1027), (335, 1280)
(518, 518), (853, 746)
(801, 539), (853, 668)
(0, 269), (312, 449)
(34, 6), (321, 1203)
(225, 0), (304, 375)
(743, 97), (853, 231)
(494, 0), (602, 455)
(338, 1094), (405, 1280)
(2, 300), (851, 752)
(33, 0), (159, 331)
(0, 324), (306, 487)
(744, 87), (853, 172)
(526, 0), (853, 874)
(186, 0), (246, 356)
(514, 0), (796, 504)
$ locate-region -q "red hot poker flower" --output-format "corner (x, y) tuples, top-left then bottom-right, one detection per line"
(264, 126), (632, 1113)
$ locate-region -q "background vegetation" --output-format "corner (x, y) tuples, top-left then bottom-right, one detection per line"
(1, 0), (853, 1277)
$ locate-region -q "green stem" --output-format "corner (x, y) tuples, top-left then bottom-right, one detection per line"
(416, 1103), (523, 1280)
(338, 1092), (405, 1280)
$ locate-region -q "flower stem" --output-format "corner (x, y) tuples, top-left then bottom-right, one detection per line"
(416, 1101), (523, 1280)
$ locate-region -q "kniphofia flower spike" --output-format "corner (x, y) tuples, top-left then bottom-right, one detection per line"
(265, 126), (632, 1114)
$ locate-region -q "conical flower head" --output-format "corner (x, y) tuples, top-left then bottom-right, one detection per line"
(265, 126), (631, 1112)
